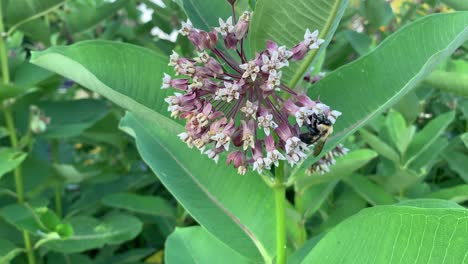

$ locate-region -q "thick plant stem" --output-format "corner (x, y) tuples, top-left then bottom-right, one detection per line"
(0, 3), (36, 264)
(274, 163), (287, 264)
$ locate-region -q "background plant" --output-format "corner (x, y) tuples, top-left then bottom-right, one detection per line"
(0, 0), (467, 263)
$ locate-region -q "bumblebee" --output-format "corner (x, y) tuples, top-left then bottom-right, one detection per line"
(299, 113), (333, 157)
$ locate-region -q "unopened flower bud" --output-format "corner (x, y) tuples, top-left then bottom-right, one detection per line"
(234, 11), (251, 40)
(30, 106), (51, 134)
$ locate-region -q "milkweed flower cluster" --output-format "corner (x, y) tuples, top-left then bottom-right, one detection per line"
(307, 144), (348, 175)
(162, 5), (341, 175)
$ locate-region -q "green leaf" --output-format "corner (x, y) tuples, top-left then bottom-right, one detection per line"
(301, 204), (468, 263)
(0, 204), (43, 234)
(397, 198), (464, 209)
(443, 151), (468, 183)
(101, 193), (176, 218)
(359, 129), (400, 163)
(30, 40), (173, 121)
(293, 13), (468, 176)
(41, 214), (142, 253)
(13, 61), (55, 87)
(0, 239), (23, 264)
(316, 187), (367, 233)
(462, 133), (468, 149)
(343, 174), (395, 205)
(442, 0), (468, 10)
(393, 91), (421, 124)
(52, 164), (96, 184)
(0, 127), (8, 139)
(408, 137), (449, 175)
(345, 30), (372, 56)
(119, 112), (274, 263)
(249, 0), (349, 85)
(360, 0), (394, 28)
(424, 70), (468, 97)
(0, 83), (33, 101)
(64, 0), (129, 33)
(299, 180), (339, 219)
(0, 148), (27, 179)
(4, 0), (66, 33)
(165, 227), (256, 264)
(404, 111), (455, 166)
(296, 149), (378, 192)
(426, 185), (468, 203)
(180, 0), (231, 31)
(37, 99), (109, 138)
(385, 110), (413, 154)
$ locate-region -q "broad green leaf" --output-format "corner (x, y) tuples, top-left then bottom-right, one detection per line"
(179, 0), (231, 31)
(0, 148), (27, 179)
(397, 198), (464, 209)
(53, 164), (96, 184)
(424, 70), (468, 97)
(37, 99), (109, 138)
(301, 205), (468, 263)
(385, 110), (413, 154)
(426, 185), (468, 203)
(67, 173), (155, 216)
(393, 91), (421, 123)
(359, 129), (400, 163)
(0, 127), (8, 139)
(442, 0), (468, 10)
(13, 61), (54, 87)
(119, 112), (274, 263)
(0, 204), (43, 234)
(3, 0), (65, 33)
(0, 83), (32, 101)
(408, 137), (449, 175)
(17, 18), (51, 45)
(41, 214), (142, 253)
(299, 180), (338, 219)
(385, 168), (420, 193)
(345, 30), (372, 56)
(249, 0), (349, 85)
(360, 0), (394, 28)
(293, 13), (468, 176)
(94, 248), (154, 264)
(101, 193), (176, 218)
(462, 133), (468, 148)
(296, 149), (377, 192)
(64, 0), (129, 33)
(404, 111), (455, 166)
(165, 227), (255, 264)
(0, 239), (23, 264)
(289, 235), (323, 264)
(343, 174), (395, 205)
(316, 187), (367, 233)
(443, 151), (468, 183)
(31, 40), (173, 121)
(46, 253), (93, 264)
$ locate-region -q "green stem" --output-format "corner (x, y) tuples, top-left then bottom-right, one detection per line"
(274, 162), (286, 264)
(0, 3), (36, 264)
(294, 192), (307, 246)
(54, 185), (62, 218)
(51, 140), (62, 218)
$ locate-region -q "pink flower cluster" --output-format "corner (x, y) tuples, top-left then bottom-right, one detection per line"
(162, 7), (341, 175)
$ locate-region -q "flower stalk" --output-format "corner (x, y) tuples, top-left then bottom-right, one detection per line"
(0, 2), (36, 263)
(274, 162), (287, 264)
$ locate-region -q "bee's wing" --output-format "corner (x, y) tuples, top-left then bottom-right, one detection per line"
(313, 138), (327, 157)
